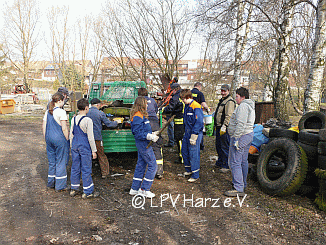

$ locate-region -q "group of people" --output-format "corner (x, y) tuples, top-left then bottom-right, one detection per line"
(43, 88), (117, 198)
(43, 82), (255, 199)
(129, 83), (255, 198)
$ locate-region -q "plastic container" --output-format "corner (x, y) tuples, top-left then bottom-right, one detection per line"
(203, 114), (212, 124)
(0, 99), (15, 114)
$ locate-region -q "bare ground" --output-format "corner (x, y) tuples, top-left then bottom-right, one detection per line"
(0, 114), (326, 245)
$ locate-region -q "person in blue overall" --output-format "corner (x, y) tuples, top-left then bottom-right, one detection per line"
(180, 89), (204, 182)
(191, 82), (210, 151)
(129, 96), (159, 198)
(69, 99), (99, 198)
(138, 88), (164, 179)
(42, 92), (69, 191)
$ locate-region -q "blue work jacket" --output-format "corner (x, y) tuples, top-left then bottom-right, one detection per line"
(183, 100), (204, 137)
(87, 106), (118, 141)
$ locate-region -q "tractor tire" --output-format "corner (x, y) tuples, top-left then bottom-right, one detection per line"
(257, 138), (308, 196)
(298, 129), (320, 146)
(318, 141), (326, 155)
(297, 141), (318, 162)
(269, 128), (298, 141)
(298, 111), (326, 131)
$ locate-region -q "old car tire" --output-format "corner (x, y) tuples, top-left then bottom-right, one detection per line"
(318, 155), (326, 170)
(269, 128), (298, 141)
(298, 111), (326, 131)
(297, 141), (318, 162)
(318, 141), (326, 155)
(298, 129), (320, 146)
(257, 138), (308, 196)
(319, 129), (326, 142)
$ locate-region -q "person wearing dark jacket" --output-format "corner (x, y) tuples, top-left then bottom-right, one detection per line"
(87, 98), (118, 179)
(214, 84), (236, 172)
(162, 83), (185, 164)
(138, 88), (164, 179)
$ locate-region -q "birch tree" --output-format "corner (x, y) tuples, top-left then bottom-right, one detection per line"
(304, 0), (326, 112)
(1, 0), (40, 92)
(274, 0), (295, 121)
(231, 0), (253, 97)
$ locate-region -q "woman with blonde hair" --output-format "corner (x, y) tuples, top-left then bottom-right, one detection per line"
(129, 96), (159, 198)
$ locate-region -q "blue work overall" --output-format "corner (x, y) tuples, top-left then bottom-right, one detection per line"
(45, 108), (68, 190)
(70, 116), (94, 195)
(131, 112), (157, 191)
(181, 100), (204, 179)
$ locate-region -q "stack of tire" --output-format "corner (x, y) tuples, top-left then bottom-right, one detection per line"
(315, 127), (326, 211)
(256, 111), (326, 197)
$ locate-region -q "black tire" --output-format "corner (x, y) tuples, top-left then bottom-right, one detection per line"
(248, 163), (257, 181)
(318, 178), (326, 201)
(318, 154), (326, 170)
(296, 184), (319, 199)
(297, 141), (318, 162)
(318, 141), (326, 155)
(248, 153), (259, 164)
(298, 129), (320, 146)
(298, 111), (326, 131)
(257, 138), (308, 196)
(269, 128), (298, 141)
(319, 129), (326, 142)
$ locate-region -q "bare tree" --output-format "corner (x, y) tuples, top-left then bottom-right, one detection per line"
(99, 0), (194, 90)
(77, 15), (92, 92)
(47, 5), (70, 87)
(1, 0), (40, 92)
(90, 17), (104, 85)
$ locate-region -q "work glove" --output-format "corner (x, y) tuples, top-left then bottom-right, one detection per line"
(234, 138), (240, 151)
(146, 133), (159, 142)
(153, 131), (160, 136)
(189, 134), (198, 145)
(220, 125), (226, 136)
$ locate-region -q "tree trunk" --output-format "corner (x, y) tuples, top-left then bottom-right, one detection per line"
(263, 52), (279, 102)
(304, 0), (326, 112)
(231, 1), (252, 97)
(274, 0), (294, 121)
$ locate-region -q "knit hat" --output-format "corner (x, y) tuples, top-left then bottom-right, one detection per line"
(221, 84), (230, 91)
(90, 98), (101, 105)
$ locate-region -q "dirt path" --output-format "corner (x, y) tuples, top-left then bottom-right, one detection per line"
(0, 115), (326, 244)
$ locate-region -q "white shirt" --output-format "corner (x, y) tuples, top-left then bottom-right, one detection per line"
(43, 108), (68, 125)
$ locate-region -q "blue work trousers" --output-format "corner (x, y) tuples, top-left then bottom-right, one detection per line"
(71, 148), (93, 195)
(215, 127), (230, 169)
(182, 133), (203, 179)
(131, 147), (157, 191)
(228, 132), (254, 192)
(70, 116), (94, 195)
(45, 110), (68, 191)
